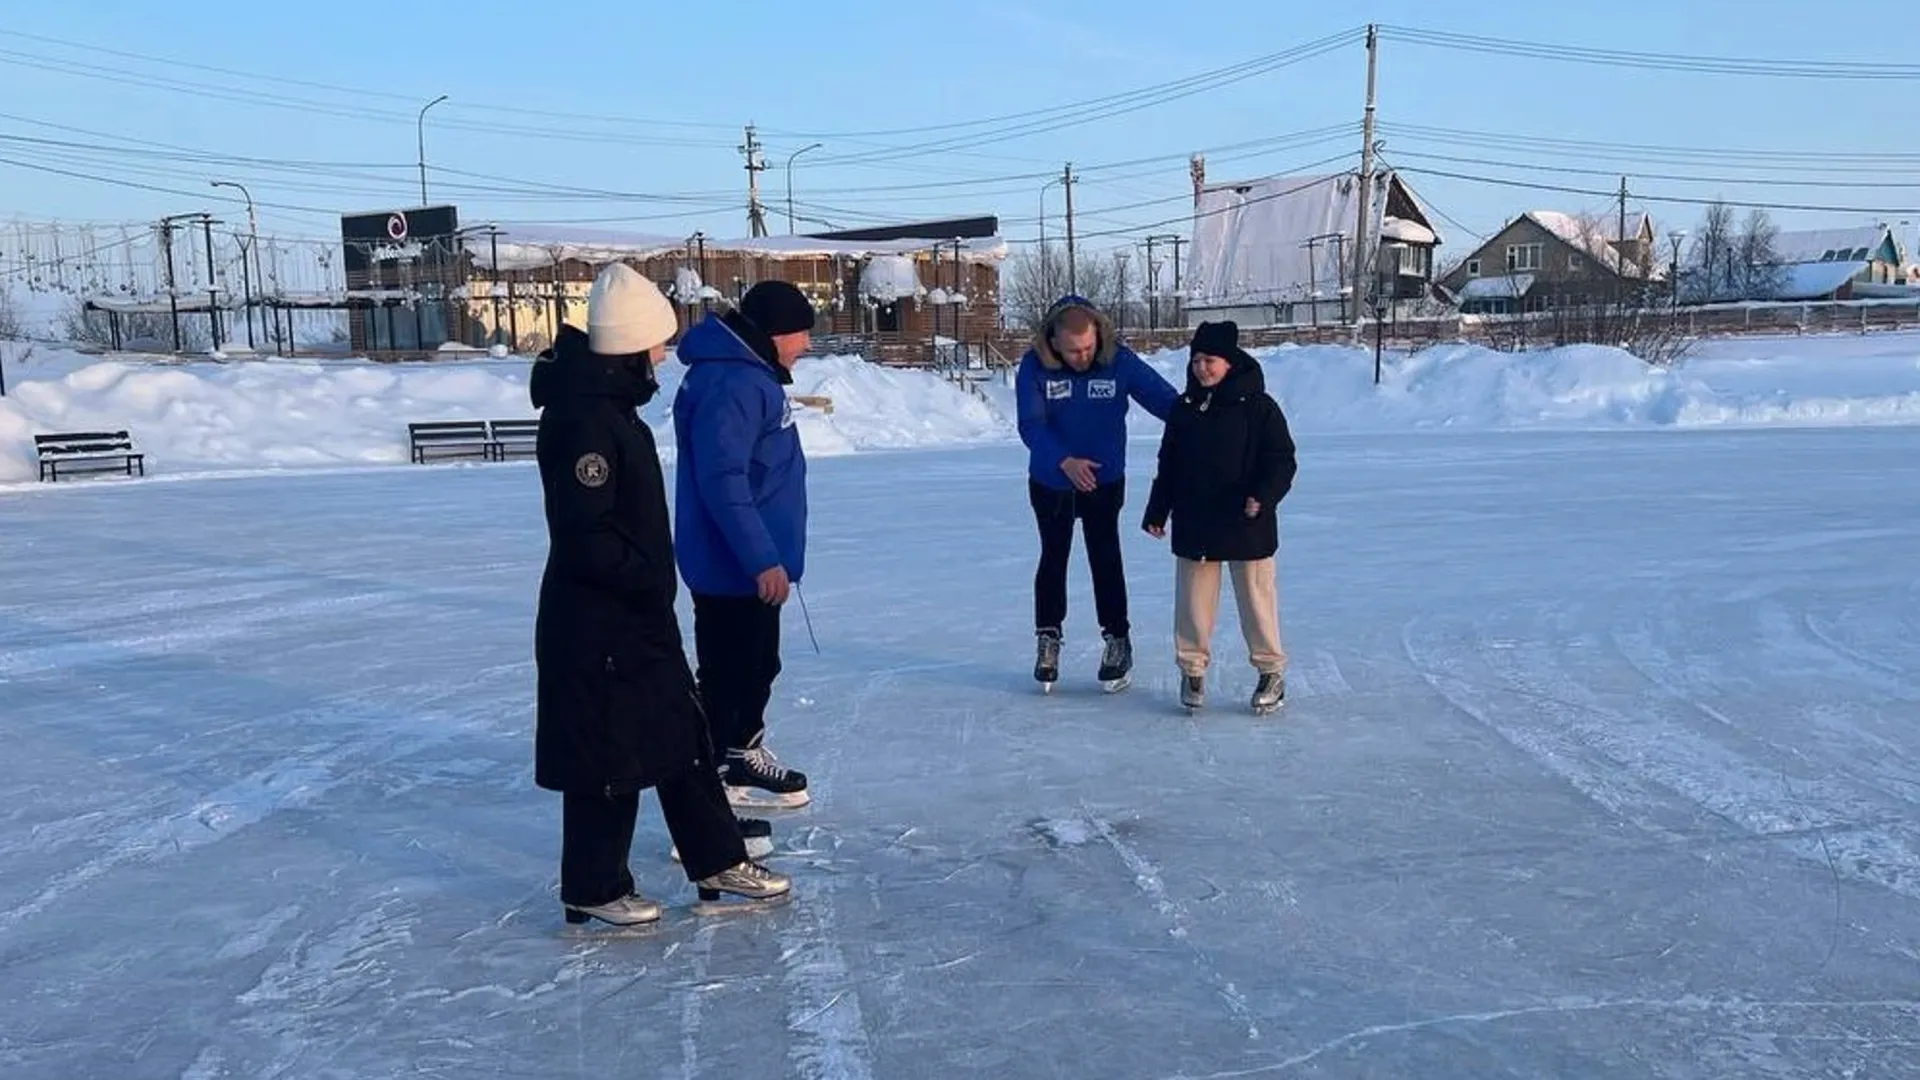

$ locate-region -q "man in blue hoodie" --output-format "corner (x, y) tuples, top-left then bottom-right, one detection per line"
(673, 280), (815, 812)
(1016, 294), (1179, 693)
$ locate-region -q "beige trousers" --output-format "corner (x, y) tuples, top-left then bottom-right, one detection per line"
(1174, 557), (1287, 677)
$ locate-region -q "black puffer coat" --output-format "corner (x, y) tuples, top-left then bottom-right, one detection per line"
(1141, 355), (1297, 563)
(531, 325), (708, 794)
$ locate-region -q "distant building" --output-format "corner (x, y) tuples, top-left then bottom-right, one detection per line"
(1184, 167), (1444, 327)
(337, 206), (1006, 355)
(1436, 209), (1662, 315)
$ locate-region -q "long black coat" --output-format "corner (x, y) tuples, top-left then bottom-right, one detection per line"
(1141, 357), (1297, 563)
(531, 325), (707, 794)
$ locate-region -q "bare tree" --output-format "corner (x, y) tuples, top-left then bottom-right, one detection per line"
(1735, 208), (1786, 299)
(1003, 241), (1120, 333)
(1688, 201), (1738, 302)
(0, 287), (22, 341)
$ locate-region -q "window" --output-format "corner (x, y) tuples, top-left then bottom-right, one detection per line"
(1466, 258), (1481, 276)
(1506, 243), (1542, 272)
(1568, 254), (1583, 272)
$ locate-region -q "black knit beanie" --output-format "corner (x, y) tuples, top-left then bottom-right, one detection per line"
(1190, 320), (1244, 362)
(738, 280), (817, 336)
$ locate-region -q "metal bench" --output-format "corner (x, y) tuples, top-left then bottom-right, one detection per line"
(35, 431), (146, 482)
(407, 420), (494, 464)
(487, 419), (540, 461)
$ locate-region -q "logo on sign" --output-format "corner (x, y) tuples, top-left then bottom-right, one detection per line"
(1088, 379), (1117, 399)
(1045, 379), (1070, 400)
(386, 212), (409, 240)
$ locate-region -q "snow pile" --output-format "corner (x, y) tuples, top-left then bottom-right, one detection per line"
(1131, 334), (1920, 434)
(0, 347), (1013, 485)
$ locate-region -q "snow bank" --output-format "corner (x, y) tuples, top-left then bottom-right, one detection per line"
(1128, 334), (1920, 435)
(0, 348), (1014, 486)
(4, 331), (1919, 487)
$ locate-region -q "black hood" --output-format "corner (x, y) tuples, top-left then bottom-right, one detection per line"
(1184, 349), (1266, 407)
(530, 324), (660, 409)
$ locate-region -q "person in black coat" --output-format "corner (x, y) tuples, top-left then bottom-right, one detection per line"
(1141, 320), (1298, 714)
(532, 263), (790, 927)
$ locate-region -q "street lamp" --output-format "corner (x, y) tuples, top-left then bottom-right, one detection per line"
(417, 94), (449, 206)
(1667, 229), (1689, 311)
(211, 180), (260, 349)
(785, 142), (823, 235)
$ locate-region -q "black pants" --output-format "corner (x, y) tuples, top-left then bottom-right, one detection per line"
(692, 592), (783, 756)
(560, 769), (746, 904)
(1030, 477), (1129, 639)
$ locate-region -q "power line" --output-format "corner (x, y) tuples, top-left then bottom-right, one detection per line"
(1386, 161), (1920, 216)
(1382, 24), (1920, 80)
(1379, 121), (1920, 169)
(1386, 148), (1920, 190)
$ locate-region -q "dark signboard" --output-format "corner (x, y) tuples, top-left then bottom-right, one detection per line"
(340, 205), (460, 275)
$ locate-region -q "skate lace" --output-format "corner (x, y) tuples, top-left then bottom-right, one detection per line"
(732, 860), (777, 883)
(743, 745), (790, 781)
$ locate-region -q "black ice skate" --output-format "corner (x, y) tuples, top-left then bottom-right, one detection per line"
(1180, 673), (1206, 712)
(1251, 673), (1286, 715)
(1098, 633), (1133, 693)
(564, 891), (663, 927)
(695, 859), (793, 911)
(1034, 629), (1061, 692)
(724, 741), (810, 810)
(672, 815), (773, 864)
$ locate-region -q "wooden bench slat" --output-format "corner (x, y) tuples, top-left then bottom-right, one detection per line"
(34, 429), (145, 482)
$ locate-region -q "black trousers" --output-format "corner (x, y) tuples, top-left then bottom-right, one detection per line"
(1030, 477), (1129, 639)
(692, 592), (784, 756)
(560, 769), (746, 904)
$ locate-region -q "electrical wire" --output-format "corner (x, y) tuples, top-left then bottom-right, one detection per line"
(1382, 25), (1920, 80)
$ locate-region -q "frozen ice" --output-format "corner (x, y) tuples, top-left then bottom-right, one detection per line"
(3, 415), (1918, 1076)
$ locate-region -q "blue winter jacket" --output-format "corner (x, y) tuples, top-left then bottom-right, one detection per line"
(671, 313), (808, 597)
(1016, 296), (1179, 490)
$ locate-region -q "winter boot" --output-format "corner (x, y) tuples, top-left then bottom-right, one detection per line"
(564, 891), (663, 927)
(673, 815), (773, 864)
(1098, 632), (1134, 693)
(724, 741), (810, 810)
(1034, 629), (1062, 692)
(1180, 673), (1206, 712)
(1251, 673), (1286, 715)
(697, 859), (793, 904)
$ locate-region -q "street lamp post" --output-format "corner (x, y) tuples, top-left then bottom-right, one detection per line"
(785, 143), (823, 235)
(1667, 229), (1689, 314)
(417, 94), (449, 206)
(211, 180), (259, 349)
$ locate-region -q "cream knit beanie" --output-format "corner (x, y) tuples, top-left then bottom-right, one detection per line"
(587, 263), (678, 356)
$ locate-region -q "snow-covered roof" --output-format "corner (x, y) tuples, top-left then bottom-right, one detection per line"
(1188, 171), (1442, 307)
(1523, 211), (1648, 277)
(1774, 260), (1870, 300)
(467, 224), (1007, 273)
(1773, 226), (1892, 265)
(1457, 273), (1536, 300)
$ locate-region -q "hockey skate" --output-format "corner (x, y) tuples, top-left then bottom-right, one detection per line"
(693, 860), (793, 914)
(1098, 633), (1133, 694)
(724, 740), (810, 810)
(1034, 629), (1061, 693)
(672, 815), (773, 864)
(1180, 673), (1206, 713)
(1251, 672), (1286, 715)
(564, 891), (663, 928)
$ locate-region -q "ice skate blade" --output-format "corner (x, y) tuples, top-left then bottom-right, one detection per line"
(562, 907), (662, 930)
(1101, 674), (1132, 694)
(725, 786), (811, 811)
(1039, 679), (1056, 695)
(672, 834), (775, 863)
(1252, 700), (1285, 717)
(691, 890), (795, 916)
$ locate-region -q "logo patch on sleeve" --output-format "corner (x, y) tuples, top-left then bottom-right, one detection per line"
(574, 452), (610, 488)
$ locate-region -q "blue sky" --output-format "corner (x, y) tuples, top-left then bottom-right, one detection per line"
(3, 0), (1918, 255)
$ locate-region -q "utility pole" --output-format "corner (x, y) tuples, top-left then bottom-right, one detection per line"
(1063, 162), (1078, 296)
(1618, 175), (1629, 255)
(1169, 236), (1187, 327)
(1114, 250), (1130, 330)
(1144, 235), (1162, 330)
(1352, 23), (1379, 327)
(212, 181), (258, 350)
(742, 124), (769, 238)
(200, 213), (223, 349)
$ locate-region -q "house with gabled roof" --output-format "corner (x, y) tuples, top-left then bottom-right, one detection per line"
(1437, 209), (1662, 315)
(1184, 167), (1445, 327)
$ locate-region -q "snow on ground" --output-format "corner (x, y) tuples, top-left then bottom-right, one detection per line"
(3, 428), (1918, 1077)
(7, 329), (1920, 485)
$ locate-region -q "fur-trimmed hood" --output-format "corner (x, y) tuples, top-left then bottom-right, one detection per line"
(1032, 294), (1119, 371)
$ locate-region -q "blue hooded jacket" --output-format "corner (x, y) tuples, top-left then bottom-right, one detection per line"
(1016, 295), (1179, 490)
(671, 312), (807, 597)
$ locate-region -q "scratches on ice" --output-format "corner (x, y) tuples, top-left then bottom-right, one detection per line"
(778, 873), (875, 1079)
(1084, 810), (1262, 1042)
